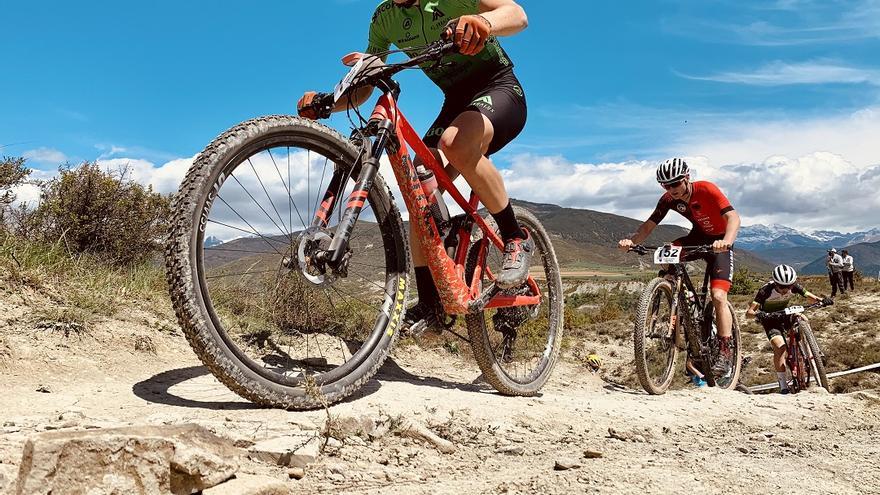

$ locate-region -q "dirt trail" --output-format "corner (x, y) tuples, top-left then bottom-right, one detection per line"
(1, 293), (879, 494)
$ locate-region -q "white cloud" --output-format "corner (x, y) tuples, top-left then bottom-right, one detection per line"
(679, 106), (880, 170)
(679, 60), (880, 86)
(498, 151), (878, 234)
(22, 147), (68, 166)
(666, 0), (880, 46)
(96, 156), (193, 195)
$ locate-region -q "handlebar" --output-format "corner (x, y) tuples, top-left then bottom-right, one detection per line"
(627, 244), (723, 256)
(303, 41), (458, 119)
(764, 300), (832, 317)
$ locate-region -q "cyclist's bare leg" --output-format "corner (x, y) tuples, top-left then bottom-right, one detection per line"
(710, 288), (733, 339)
(438, 111), (507, 213)
(770, 336), (787, 372)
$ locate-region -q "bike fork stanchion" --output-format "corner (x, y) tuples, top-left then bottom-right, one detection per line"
(318, 120), (394, 266)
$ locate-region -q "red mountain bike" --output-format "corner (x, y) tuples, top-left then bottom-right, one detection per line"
(165, 41), (563, 409)
(762, 301), (830, 392)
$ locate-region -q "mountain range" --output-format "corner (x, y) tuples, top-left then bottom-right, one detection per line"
(738, 224), (880, 273)
(203, 200), (773, 274)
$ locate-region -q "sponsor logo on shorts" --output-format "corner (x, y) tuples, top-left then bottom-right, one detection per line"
(472, 95), (494, 111)
(512, 85), (523, 97)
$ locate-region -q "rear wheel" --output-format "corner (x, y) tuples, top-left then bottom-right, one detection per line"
(633, 278), (678, 395)
(165, 116), (409, 409)
(798, 316), (829, 390)
(464, 207), (564, 396)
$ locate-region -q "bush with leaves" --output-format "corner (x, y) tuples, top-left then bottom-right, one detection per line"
(27, 162), (170, 264)
(0, 156), (31, 228)
(730, 267), (761, 295)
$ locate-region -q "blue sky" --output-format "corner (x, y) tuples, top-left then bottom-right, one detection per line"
(4, 0), (880, 232)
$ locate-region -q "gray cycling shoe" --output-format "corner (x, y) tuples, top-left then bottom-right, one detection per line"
(496, 230), (534, 290)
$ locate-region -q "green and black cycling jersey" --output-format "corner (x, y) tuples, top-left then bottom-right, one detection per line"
(753, 282), (807, 313)
(367, 0), (514, 93)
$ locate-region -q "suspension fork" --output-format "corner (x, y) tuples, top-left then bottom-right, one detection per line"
(314, 119), (396, 267)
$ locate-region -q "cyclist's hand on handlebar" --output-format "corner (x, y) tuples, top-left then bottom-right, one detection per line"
(754, 310), (767, 323)
(297, 91), (333, 120)
(822, 297), (834, 307)
(712, 239), (733, 253)
(297, 91), (320, 120)
(618, 239), (634, 252)
(444, 15), (492, 56)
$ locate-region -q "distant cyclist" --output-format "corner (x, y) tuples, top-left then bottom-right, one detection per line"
(297, 0), (533, 331)
(745, 265), (831, 394)
(618, 158), (741, 377)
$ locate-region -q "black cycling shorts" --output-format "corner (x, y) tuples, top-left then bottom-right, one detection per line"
(762, 321), (785, 341)
(422, 68), (527, 157)
(673, 231), (734, 292)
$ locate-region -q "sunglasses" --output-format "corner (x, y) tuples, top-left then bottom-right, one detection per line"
(662, 180), (684, 190)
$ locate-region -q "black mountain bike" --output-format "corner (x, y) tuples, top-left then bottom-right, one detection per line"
(628, 244), (742, 394)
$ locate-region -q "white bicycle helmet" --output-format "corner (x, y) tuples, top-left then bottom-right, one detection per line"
(656, 157), (689, 184)
(772, 264), (798, 285)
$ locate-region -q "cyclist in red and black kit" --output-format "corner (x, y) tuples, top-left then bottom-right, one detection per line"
(297, 0), (532, 332)
(619, 158), (741, 376)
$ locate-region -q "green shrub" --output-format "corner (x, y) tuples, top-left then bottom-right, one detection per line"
(0, 156), (31, 228)
(729, 267), (761, 295)
(23, 162), (170, 264)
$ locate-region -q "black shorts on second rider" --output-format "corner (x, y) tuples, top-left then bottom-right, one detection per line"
(422, 67), (527, 157)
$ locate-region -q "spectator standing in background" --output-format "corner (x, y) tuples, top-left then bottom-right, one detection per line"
(841, 249), (855, 291)
(826, 248), (845, 297)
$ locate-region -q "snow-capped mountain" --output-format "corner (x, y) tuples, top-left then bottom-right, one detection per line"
(738, 224), (880, 251)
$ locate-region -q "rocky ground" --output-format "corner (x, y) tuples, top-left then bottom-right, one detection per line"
(2, 288), (880, 494)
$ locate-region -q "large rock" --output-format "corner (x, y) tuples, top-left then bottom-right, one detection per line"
(14, 423), (242, 495)
(202, 474), (291, 494)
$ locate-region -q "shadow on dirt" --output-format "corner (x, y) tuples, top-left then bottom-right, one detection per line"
(133, 356), (494, 409)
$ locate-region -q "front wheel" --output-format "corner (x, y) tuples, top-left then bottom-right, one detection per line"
(464, 207), (564, 396)
(798, 316), (829, 390)
(633, 278), (678, 395)
(165, 116), (410, 409)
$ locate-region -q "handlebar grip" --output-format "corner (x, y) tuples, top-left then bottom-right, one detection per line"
(309, 92), (335, 119)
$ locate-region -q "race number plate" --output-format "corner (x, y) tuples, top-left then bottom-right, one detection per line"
(653, 246), (681, 264)
(784, 305), (805, 315)
(333, 57), (365, 102)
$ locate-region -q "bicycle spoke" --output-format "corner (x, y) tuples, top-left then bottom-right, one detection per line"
(206, 217), (286, 256)
(239, 162), (290, 238)
(267, 149), (307, 231)
(205, 269), (282, 281)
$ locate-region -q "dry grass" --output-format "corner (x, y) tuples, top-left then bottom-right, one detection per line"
(1, 235), (170, 331)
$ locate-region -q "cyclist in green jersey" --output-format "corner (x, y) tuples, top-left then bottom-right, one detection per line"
(298, 0), (531, 331)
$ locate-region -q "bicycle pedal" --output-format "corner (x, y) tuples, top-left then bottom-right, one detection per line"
(405, 319), (429, 338)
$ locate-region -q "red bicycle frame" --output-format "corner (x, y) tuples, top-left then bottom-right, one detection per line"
(318, 91), (541, 315)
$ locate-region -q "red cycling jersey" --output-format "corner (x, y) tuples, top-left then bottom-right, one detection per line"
(648, 181), (734, 237)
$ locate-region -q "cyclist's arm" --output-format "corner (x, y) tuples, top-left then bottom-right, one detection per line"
(746, 301), (761, 319)
(721, 209), (740, 246)
(628, 220), (658, 245)
(791, 284), (822, 304)
(477, 0), (528, 36)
